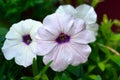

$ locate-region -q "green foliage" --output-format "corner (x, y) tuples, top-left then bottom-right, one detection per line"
(32, 58), (38, 76)
(92, 0), (103, 7)
(54, 72), (72, 80)
(111, 55), (120, 67)
(0, 0), (120, 80)
(67, 65), (84, 78)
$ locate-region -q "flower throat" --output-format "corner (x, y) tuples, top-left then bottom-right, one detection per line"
(56, 33), (70, 44)
(22, 34), (32, 45)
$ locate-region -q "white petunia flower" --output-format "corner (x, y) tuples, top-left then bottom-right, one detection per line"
(56, 4), (99, 41)
(2, 19), (42, 67)
(36, 13), (94, 72)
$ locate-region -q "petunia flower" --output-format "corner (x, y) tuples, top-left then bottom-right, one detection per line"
(36, 13), (94, 72)
(2, 19), (42, 67)
(56, 4), (99, 41)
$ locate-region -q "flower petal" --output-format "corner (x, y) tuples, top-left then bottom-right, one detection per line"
(71, 29), (95, 44)
(76, 4), (97, 24)
(69, 43), (91, 66)
(21, 19), (33, 34)
(2, 39), (21, 49)
(9, 21), (25, 35)
(36, 27), (56, 41)
(6, 25), (22, 40)
(67, 18), (85, 36)
(43, 44), (71, 72)
(2, 42), (24, 60)
(22, 19), (41, 35)
(15, 46), (36, 67)
(43, 13), (74, 35)
(43, 13), (61, 35)
(86, 23), (99, 36)
(36, 40), (57, 55)
(56, 5), (77, 16)
(29, 42), (37, 53)
(56, 13), (74, 34)
(30, 21), (42, 40)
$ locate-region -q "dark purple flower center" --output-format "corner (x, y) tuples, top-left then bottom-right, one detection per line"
(22, 34), (32, 45)
(56, 33), (70, 44)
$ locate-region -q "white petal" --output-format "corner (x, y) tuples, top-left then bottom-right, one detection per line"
(2, 42), (24, 60)
(6, 26), (22, 40)
(71, 29), (95, 44)
(22, 19), (41, 35)
(30, 21), (42, 40)
(10, 21), (24, 35)
(15, 46), (36, 67)
(2, 39), (21, 49)
(36, 40), (57, 55)
(76, 4), (97, 24)
(67, 18), (85, 36)
(21, 19), (42, 35)
(29, 42), (37, 53)
(56, 5), (77, 16)
(86, 23), (99, 36)
(43, 44), (71, 72)
(69, 43), (91, 66)
(20, 19), (33, 34)
(6, 19), (41, 40)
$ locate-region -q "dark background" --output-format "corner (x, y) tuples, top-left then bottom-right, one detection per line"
(95, 0), (120, 23)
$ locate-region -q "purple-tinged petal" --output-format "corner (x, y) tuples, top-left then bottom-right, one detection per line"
(69, 43), (91, 66)
(43, 44), (73, 72)
(36, 40), (57, 55)
(43, 13), (74, 35)
(67, 18), (85, 36)
(71, 29), (95, 44)
(37, 27), (57, 41)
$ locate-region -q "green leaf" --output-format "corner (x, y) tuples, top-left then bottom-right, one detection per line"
(87, 65), (96, 73)
(54, 75), (60, 80)
(96, 75), (102, 80)
(34, 61), (52, 80)
(61, 73), (72, 80)
(67, 65), (83, 77)
(98, 62), (105, 71)
(99, 15), (113, 41)
(54, 73), (72, 80)
(110, 55), (120, 66)
(41, 74), (49, 80)
(97, 43), (111, 57)
(32, 58), (38, 76)
(39, 61), (52, 77)
(90, 43), (100, 63)
(21, 77), (34, 80)
(92, 0), (103, 7)
(89, 75), (102, 80)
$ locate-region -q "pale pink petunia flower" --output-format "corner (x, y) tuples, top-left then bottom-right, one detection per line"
(2, 19), (42, 67)
(36, 13), (94, 72)
(56, 4), (99, 40)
